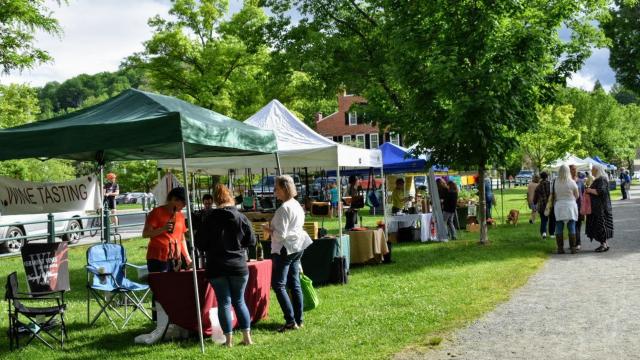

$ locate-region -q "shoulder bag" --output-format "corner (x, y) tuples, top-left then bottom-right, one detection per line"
(544, 180), (555, 217)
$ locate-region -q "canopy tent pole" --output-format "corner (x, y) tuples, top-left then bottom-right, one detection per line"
(180, 142), (205, 354)
(99, 163), (105, 243)
(275, 153), (282, 176)
(337, 166), (343, 257)
(380, 165), (389, 244)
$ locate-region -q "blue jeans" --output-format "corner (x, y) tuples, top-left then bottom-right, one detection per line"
(209, 274), (251, 334)
(272, 249), (304, 325)
(555, 220), (576, 236)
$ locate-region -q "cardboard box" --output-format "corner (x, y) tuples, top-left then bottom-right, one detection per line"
(466, 223), (480, 232)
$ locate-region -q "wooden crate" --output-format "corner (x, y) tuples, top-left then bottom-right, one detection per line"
(303, 222), (319, 240)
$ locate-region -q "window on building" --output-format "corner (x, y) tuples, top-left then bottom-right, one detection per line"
(348, 112), (358, 126)
(370, 133), (379, 149)
(343, 136), (352, 145)
(390, 132), (400, 146)
(355, 134), (365, 148)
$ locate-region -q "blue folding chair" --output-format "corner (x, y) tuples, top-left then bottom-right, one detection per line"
(86, 243), (151, 329)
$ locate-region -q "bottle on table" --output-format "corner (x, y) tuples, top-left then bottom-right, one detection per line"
(256, 242), (264, 261)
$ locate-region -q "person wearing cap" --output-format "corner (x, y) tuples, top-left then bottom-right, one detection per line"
(104, 172), (120, 228)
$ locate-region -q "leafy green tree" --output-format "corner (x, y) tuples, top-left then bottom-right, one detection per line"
(610, 84), (638, 105)
(107, 161), (158, 192)
(602, 1), (640, 93)
(0, 0), (63, 73)
(267, 0), (608, 243)
(559, 87), (640, 167)
(0, 84), (74, 180)
(519, 105), (581, 173)
(128, 0), (271, 119)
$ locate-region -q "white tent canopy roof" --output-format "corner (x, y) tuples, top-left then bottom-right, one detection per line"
(548, 154), (591, 171)
(158, 100), (382, 173)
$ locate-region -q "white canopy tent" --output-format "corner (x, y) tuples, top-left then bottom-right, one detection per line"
(158, 99), (384, 248)
(158, 100), (382, 172)
(548, 154), (591, 172)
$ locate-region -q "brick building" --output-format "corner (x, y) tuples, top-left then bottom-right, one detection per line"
(315, 91), (403, 149)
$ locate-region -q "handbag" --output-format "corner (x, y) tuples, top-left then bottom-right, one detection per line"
(544, 180), (555, 217)
(300, 272), (319, 311)
(580, 193), (592, 215)
(350, 195), (365, 209)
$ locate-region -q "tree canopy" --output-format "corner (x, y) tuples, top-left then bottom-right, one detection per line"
(603, 0), (640, 93)
(0, 0), (63, 73)
(266, 0), (609, 242)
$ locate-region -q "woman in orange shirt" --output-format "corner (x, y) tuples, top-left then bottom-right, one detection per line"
(142, 187), (192, 273)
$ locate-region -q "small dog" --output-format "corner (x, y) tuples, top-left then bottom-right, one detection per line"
(506, 209), (520, 226)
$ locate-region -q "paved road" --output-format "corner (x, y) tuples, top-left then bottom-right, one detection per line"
(398, 185), (640, 360)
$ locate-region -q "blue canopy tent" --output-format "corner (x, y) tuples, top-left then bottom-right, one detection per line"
(592, 156), (617, 170)
(328, 142), (447, 176)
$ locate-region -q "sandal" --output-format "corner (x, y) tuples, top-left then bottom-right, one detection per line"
(594, 246), (606, 252)
(603, 246), (610, 252)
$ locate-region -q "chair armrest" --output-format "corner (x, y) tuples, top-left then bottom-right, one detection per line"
(18, 290), (65, 298)
(127, 263), (149, 282)
(125, 263), (147, 270)
(86, 265), (112, 275)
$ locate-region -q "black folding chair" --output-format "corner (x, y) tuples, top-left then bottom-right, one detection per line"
(5, 272), (67, 350)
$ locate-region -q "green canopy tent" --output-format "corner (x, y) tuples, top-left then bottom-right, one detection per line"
(0, 88), (278, 352)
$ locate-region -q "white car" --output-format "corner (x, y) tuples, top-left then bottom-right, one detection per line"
(0, 210), (87, 253)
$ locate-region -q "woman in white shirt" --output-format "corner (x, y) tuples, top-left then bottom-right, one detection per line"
(263, 175), (312, 332)
(553, 165), (579, 254)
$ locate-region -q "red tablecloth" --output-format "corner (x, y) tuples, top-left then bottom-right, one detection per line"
(148, 260), (272, 336)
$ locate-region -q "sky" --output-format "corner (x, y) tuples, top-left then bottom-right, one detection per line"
(0, 0), (617, 92)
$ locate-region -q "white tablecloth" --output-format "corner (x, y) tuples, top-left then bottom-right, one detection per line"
(387, 213), (435, 242)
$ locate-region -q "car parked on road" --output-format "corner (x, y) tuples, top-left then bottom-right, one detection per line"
(0, 210), (87, 253)
(515, 170), (534, 186)
(252, 175), (304, 197)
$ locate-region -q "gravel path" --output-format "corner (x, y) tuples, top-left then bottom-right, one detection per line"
(397, 185), (640, 360)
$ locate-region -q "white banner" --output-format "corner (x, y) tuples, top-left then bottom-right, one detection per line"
(0, 175), (100, 215)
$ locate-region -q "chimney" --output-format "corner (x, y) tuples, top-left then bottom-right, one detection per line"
(315, 112), (323, 123)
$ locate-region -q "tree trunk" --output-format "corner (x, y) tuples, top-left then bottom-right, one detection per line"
(478, 162), (489, 244)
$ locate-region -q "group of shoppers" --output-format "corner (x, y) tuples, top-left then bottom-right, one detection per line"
(142, 175), (311, 347)
(530, 163), (614, 254)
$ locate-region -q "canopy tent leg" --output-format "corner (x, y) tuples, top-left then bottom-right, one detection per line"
(181, 142), (205, 354)
(381, 166), (388, 244)
(337, 167), (343, 257)
(275, 153), (282, 176)
(99, 164), (105, 243)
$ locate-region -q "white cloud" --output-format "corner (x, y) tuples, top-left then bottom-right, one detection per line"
(567, 72), (598, 91)
(0, 0), (172, 86)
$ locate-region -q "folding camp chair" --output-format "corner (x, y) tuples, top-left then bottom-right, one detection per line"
(86, 243), (151, 329)
(5, 272), (67, 350)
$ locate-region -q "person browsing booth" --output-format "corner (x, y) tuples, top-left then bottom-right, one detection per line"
(390, 178), (413, 213)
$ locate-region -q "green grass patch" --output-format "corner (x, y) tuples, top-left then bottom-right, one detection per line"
(0, 218), (552, 359)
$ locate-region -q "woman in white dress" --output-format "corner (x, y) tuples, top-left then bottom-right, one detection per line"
(553, 165), (580, 254)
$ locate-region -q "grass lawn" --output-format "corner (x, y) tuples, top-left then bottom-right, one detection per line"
(0, 189), (555, 359)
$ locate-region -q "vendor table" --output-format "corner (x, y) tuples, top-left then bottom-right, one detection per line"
(301, 235), (350, 286)
(386, 213), (435, 242)
(148, 260), (272, 336)
(348, 228), (389, 264)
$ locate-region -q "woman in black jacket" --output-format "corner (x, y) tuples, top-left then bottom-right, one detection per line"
(442, 181), (459, 240)
(195, 184), (256, 347)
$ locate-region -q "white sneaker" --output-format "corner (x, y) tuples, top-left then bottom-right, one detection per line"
(542, 232), (547, 239)
(550, 234), (556, 239)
